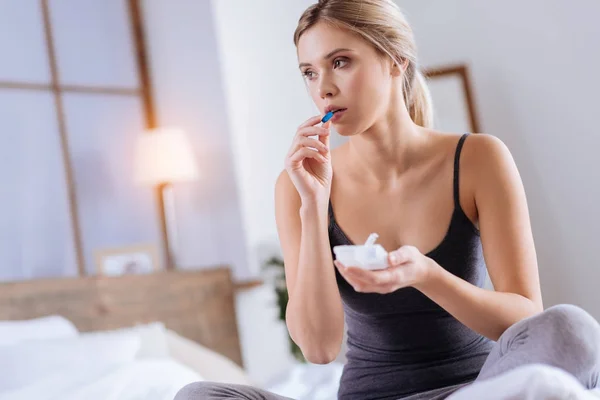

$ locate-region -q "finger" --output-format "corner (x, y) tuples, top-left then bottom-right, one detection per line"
(297, 126), (330, 138)
(342, 268), (395, 294)
(340, 265), (379, 288)
(334, 260), (352, 283)
(334, 261), (370, 291)
(299, 115), (325, 129)
(295, 137), (328, 155)
(320, 121), (331, 148)
(334, 260), (351, 276)
(287, 147), (327, 166)
(390, 265), (407, 287)
(388, 246), (414, 266)
(346, 267), (391, 286)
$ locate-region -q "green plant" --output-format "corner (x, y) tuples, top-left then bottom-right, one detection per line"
(262, 255), (306, 363)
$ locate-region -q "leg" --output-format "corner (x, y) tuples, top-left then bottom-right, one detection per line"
(475, 304), (600, 389)
(174, 381), (294, 400)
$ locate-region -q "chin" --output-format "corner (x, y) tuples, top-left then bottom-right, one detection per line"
(334, 124), (361, 137)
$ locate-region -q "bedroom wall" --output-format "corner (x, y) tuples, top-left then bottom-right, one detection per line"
(140, 0), (251, 281)
(0, 1), (252, 281)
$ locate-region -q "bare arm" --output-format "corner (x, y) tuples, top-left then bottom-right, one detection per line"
(415, 134), (544, 341)
(274, 171), (344, 364)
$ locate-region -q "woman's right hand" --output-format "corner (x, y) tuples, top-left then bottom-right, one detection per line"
(285, 115), (332, 203)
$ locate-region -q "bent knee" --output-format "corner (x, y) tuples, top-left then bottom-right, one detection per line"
(542, 304), (600, 338)
(174, 381), (223, 400)
(538, 304), (600, 360)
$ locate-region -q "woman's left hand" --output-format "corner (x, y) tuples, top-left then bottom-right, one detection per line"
(334, 246), (436, 294)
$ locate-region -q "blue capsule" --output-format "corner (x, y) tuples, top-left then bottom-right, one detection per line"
(321, 111), (334, 123)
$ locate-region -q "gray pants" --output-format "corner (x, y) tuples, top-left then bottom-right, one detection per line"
(174, 304), (600, 400)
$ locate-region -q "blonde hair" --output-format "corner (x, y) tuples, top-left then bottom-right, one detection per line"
(294, 0), (433, 128)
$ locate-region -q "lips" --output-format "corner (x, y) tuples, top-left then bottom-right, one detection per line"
(330, 108), (347, 122)
(325, 105), (347, 114)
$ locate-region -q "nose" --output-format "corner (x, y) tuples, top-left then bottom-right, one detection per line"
(318, 73), (337, 99)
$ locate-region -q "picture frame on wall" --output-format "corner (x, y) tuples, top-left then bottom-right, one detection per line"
(94, 244), (160, 276)
(423, 64), (481, 134)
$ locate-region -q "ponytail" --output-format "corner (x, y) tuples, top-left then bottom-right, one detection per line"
(406, 68), (433, 128)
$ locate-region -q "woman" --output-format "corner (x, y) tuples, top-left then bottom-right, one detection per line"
(176, 0), (600, 399)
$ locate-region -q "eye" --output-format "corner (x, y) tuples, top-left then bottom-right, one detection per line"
(333, 57), (349, 69)
(302, 70), (316, 80)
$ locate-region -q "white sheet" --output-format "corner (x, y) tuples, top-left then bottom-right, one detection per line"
(265, 362), (344, 400)
(265, 362), (600, 400)
(0, 331), (141, 392)
(447, 364), (600, 400)
(0, 359), (202, 400)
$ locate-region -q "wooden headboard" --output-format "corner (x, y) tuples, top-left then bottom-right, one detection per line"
(0, 266), (243, 366)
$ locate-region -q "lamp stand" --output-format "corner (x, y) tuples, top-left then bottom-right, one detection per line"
(157, 182), (178, 269)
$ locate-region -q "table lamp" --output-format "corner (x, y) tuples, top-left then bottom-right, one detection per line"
(134, 127), (199, 269)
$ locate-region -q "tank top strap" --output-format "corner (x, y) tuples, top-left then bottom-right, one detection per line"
(328, 199), (335, 229)
(453, 133), (471, 209)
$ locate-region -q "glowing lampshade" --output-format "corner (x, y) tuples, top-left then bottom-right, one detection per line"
(134, 127), (199, 185)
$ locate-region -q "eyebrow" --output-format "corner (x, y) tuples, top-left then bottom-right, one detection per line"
(298, 48), (353, 69)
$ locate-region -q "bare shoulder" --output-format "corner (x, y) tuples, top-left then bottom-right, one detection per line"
(460, 133), (515, 177)
(458, 133), (522, 205)
(429, 132), (516, 224)
(463, 133), (510, 158)
(432, 131), (509, 160)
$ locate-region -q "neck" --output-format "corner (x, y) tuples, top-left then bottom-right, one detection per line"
(345, 103), (427, 190)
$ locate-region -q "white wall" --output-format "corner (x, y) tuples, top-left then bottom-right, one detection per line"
(141, 0), (252, 280)
(395, 0), (600, 320)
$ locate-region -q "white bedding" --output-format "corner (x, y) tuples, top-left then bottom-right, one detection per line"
(0, 359), (201, 400)
(447, 364), (600, 400)
(265, 362), (343, 400)
(265, 362), (600, 400)
(0, 317), (254, 400)
(2, 317), (598, 399)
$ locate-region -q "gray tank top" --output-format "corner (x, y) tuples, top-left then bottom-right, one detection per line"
(328, 133), (494, 399)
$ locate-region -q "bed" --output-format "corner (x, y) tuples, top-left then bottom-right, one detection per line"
(1, 268), (598, 400)
(0, 267), (255, 400)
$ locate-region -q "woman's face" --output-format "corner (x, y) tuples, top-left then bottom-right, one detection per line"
(297, 22), (399, 135)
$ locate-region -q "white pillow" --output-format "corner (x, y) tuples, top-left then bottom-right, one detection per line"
(265, 362), (344, 400)
(165, 329), (255, 386)
(80, 322), (169, 359)
(0, 315), (78, 346)
(0, 330), (140, 392)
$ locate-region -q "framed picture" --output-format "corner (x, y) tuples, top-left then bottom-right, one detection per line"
(423, 64), (481, 134)
(94, 244), (160, 276)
